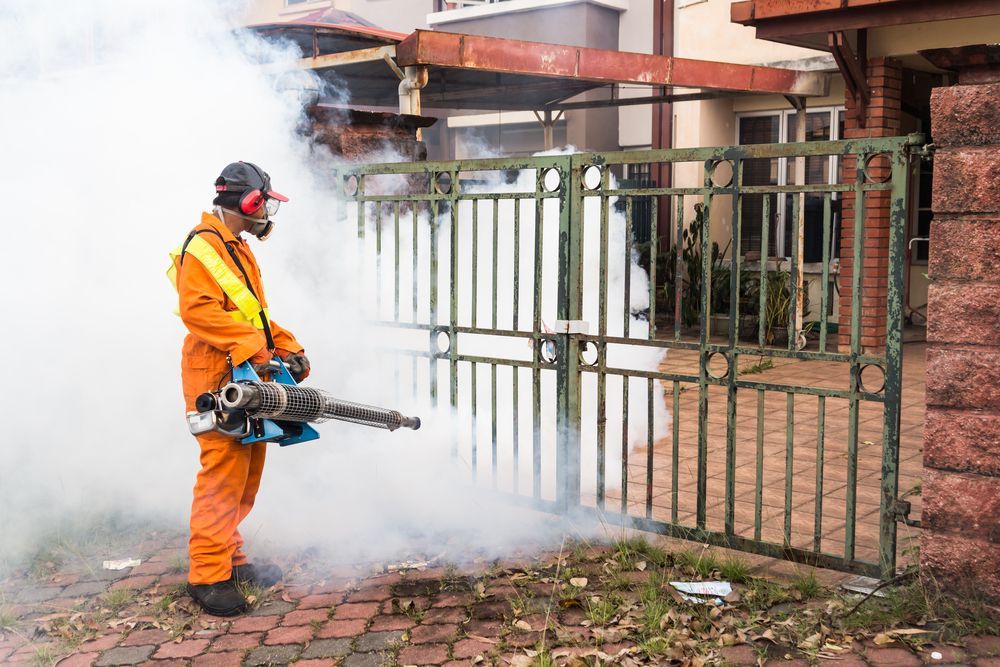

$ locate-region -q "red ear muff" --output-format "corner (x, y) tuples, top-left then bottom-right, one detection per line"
(240, 189), (265, 215)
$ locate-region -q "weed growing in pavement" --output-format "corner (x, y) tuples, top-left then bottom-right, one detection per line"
(0, 603), (18, 631)
(100, 588), (136, 613)
(440, 563), (460, 583)
(28, 546), (65, 581)
(166, 556), (188, 575)
(790, 571), (821, 599)
(675, 548), (719, 578)
(392, 597), (425, 623)
(153, 587), (184, 615)
(740, 357), (774, 375)
(604, 569), (633, 592)
(569, 540), (593, 564)
(641, 598), (672, 634)
(638, 572), (667, 604)
(611, 536), (670, 569)
(584, 595), (621, 626)
(529, 647), (556, 667)
(746, 578), (792, 612)
(638, 635), (670, 658)
(31, 645), (58, 667)
(718, 556), (752, 584)
(235, 580), (269, 607)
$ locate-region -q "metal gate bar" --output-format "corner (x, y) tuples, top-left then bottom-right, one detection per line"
(336, 134), (919, 579)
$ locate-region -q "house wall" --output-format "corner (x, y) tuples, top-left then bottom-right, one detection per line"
(617, 0), (654, 150)
(868, 16), (1000, 63)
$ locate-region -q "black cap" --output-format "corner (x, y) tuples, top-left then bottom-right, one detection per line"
(213, 161), (288, 205)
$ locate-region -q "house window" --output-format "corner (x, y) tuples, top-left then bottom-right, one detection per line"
(737, 107), (845, 264)
(286, 0), (310, 5)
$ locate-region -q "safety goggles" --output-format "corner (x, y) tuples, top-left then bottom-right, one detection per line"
(265, 198), (281, 216)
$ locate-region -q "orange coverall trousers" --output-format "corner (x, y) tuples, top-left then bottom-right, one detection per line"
(176, 212), (302, 585)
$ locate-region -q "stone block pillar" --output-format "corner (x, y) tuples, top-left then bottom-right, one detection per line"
(838, 56), (902, 353)
(919, 45), (1000, 601)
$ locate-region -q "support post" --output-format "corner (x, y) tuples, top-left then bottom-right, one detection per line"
(534, 109), (563, 150)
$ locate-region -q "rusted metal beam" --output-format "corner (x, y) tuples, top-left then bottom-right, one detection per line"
(395, 30), (830, 97)
(298, 44), (397, 70)
(732, 0), (1000, 39)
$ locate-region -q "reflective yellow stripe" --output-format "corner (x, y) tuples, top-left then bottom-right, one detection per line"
(166, 235), (265, 329)
(229, 307), (269, 328)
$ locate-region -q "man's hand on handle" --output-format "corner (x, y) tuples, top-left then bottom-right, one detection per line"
(277, 349), (310, 382)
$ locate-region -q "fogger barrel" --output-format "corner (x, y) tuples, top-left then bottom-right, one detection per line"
(219, 381), (421, 431)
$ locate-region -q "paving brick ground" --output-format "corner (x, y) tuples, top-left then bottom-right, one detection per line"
(0, 528), (996, 667)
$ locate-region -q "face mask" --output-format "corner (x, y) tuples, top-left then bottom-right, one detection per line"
(215, 206), (276, 241)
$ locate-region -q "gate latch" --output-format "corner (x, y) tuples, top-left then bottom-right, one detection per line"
(893, 499), (921, 528)
(911, 142), (935, 161)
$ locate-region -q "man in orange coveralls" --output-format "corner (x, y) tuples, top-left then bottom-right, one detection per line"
(170, 161), (310, 616)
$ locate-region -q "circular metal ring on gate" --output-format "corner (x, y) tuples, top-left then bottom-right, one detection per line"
(435, 171), (453, 195)
(709, 159), (735, 188)
(861, 153), (892, 184)
(859, 363), (886, 394)
(541, 167), (561, 193)
(538, 337), (558, 364)
(706, 351), (732, 380)
(582, 164), (603, 191)
(578, 340), (599, 367)
(343, 174), (360, 197)
(430, 327), (451, 357)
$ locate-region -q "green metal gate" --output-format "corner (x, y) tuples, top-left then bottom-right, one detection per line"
(336, 134), (920, 579)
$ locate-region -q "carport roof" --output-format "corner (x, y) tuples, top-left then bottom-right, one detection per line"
(249, 21), (831, 112)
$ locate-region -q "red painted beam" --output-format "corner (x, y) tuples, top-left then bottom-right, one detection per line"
(732, 0), (998, 30)
(395, 30), (829, 97)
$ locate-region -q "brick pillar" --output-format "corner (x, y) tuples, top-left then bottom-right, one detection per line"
(837, 56), (902, 353)
(919, 45), (1000, 601)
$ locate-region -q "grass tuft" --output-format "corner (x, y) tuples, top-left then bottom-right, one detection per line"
(0, 604), (18, 631)
(743, 579), (790, 612)
(584, 595), (620, 626)
(638, 635), (670, 657)
(32, 645), (59, 667)
(641, 598), (672, 635)
(740, 357), (775, 376)
(675, 549), (719, 578)
(791, 571), (821, 598)
(166, 556), (188, 575)
(611, 536), (669, 568)
(100, 588), (137, 612)
(718, 556), (753, 584)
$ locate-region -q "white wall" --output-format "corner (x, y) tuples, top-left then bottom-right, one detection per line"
(617, 0), (654, 149)
(351, 0), (433, 31)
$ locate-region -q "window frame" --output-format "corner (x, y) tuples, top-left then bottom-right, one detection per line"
(734, 106), (845, 264)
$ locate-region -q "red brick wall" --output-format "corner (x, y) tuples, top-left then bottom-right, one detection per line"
(838, 57), (902, 353)
(922, 77), (1000, 601)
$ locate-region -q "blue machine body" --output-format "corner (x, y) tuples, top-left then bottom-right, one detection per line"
(232, 360), (320, 447)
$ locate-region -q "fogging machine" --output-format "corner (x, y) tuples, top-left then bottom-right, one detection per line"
(186, 359), (421, 445)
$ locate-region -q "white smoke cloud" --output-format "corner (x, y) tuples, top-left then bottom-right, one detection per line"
(0, 0), (666, 572)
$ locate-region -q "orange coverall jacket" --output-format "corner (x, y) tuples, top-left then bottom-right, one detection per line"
(175, 211), (303, 585)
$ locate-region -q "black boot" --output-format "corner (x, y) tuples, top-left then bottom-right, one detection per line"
(186, 580), (248, 616)
(232, 562), (283, 588)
